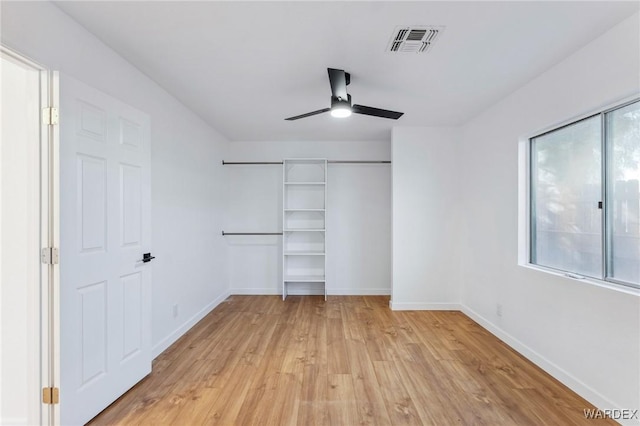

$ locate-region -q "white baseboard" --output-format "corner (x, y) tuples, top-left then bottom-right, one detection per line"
(389, 301), (461, 311)
(151, 290), (231, 359)
(230, 288), (280, 295)
(460, 304), (626, 419)
(288, 287), (324, 295)
(230, 287), (323, 296)
(331, 288), (391, 296)
(230, 287), (391, 296)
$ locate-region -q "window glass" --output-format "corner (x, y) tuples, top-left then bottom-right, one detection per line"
(531, 116), (602, 278)
(607, 101), (640, 284)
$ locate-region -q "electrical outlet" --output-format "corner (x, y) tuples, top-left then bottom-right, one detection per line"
(172, 304), (179, 318)
(496, 304), (503, 318)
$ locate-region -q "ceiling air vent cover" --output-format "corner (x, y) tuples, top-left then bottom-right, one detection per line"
(387, 26), (444, 53)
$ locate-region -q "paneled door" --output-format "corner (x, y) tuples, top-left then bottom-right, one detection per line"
(59, 76), (152, 425)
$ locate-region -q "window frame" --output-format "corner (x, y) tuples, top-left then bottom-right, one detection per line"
(527, 97), (640, 290)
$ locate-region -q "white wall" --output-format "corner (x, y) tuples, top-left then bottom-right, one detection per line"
(458, 13), (640, 413)
(0, 2), (230, 357)
(391, 127), (461, 310)
(225, 140), (391, 295)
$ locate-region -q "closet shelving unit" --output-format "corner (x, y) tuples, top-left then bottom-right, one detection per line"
(282, 158), (327, 300)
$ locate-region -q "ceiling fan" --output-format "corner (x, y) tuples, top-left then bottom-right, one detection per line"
(285, 68), (404, 121)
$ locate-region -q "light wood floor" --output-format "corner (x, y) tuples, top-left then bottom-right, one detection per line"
(89, 296), (612, 425)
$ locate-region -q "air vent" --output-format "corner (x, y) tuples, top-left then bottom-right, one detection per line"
(387, 26), (444, 54)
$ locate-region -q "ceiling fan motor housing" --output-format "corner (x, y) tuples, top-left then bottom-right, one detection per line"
(331, 94), (352, 109)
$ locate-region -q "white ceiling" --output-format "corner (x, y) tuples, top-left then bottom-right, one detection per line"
(55, 1), (638, 142)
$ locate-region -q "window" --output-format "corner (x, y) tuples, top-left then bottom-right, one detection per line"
(530, 99), (639, 288)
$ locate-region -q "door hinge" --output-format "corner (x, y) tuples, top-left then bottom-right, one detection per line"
(42, 107), (59, 125)
(41, 247), (59, 265)
(42, 387), (59, 405)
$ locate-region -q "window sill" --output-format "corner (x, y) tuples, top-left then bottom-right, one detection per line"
(519, 264), (640, 296)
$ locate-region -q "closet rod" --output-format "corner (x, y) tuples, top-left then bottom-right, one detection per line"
(222, 160), (391, 165)
(222, 161), (283, 165)
(222, 231), (283, 236)
(329, 160), (391, 164)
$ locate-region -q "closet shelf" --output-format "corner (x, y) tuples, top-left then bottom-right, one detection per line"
(283, 158), (327, 300)
(284, 251), (325, 256)
(283, 275), (326, 282)
(284, 182), (326, 185)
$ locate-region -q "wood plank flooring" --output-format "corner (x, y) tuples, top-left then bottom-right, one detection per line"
(89, 296), (613, 425)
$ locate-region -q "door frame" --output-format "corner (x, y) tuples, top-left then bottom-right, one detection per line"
(1, 45), (60, 426)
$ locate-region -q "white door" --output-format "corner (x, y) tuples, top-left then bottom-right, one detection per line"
(59, 75), (152, 425)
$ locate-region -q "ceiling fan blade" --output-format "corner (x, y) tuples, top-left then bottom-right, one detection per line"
(352, 104), (404, 120)
(285, 108), (331, 121)
(327, 68), (348, 100)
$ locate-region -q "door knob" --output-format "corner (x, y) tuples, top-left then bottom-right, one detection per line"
(140, 253), (155, 263)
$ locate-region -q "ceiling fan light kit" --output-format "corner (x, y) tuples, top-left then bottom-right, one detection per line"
(285, 68), (404, 121)
(330, 95), (352, 118)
